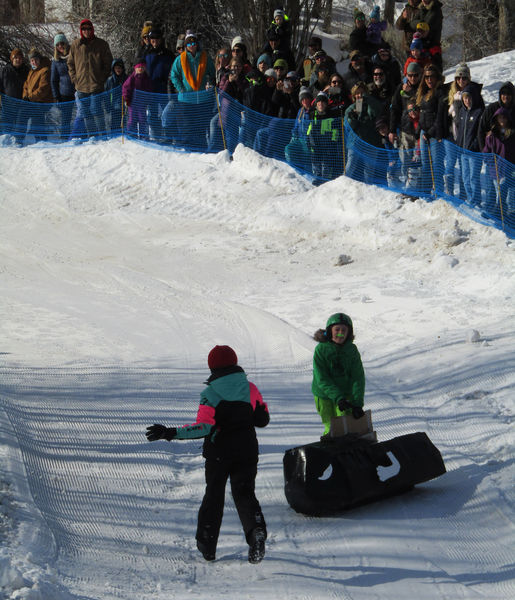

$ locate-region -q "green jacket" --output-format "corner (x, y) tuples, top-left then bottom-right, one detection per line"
(312, 339), (365, 408)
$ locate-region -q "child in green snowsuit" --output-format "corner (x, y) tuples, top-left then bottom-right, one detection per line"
(312, 312), (365, 436)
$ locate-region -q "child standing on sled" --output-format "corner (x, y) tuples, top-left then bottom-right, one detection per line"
(312, 312), (365, 437)
(146, 345), (269, 564)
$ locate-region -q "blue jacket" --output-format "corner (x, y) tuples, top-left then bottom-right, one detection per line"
(145, 45), (174, 94)
(50, 57), (75, 100)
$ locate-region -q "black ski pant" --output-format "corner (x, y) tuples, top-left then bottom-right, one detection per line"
(196, 455), (266, 552)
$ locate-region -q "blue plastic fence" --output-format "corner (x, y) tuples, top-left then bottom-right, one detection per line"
(1, 88), (513, 237)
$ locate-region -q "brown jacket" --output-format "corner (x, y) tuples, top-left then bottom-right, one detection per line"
(22, 57), (53, 103)
(67, 36), (113, 94)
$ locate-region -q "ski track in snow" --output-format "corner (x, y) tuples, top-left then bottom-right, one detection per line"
(1, 116), (514, 598)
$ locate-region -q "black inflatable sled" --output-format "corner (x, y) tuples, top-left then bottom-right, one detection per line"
(283, 432), (446, 515)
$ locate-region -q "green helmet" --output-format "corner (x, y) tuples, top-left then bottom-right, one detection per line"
(326, 312), (353, 330)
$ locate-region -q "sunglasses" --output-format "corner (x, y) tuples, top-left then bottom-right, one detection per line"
(330, 80), (342, 84)
(425, 74), (437, 79)
(456, 76), (469, 80)
(407, 73), (419, 77)
(81, 27), (92, 31)
(218, 53), (229, 58)
(351, 56), (362, 61)
(373, 73), (384, 77)
(232, 47), (243, 52)
(186, 41), (197, 47)
(407, 107), (419, 112)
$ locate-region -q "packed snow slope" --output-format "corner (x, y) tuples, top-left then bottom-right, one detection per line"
(1, 50), (515, 600)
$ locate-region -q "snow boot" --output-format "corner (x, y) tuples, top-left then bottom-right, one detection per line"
(196, 539), (216, 562)
(248, 527), (266, 564)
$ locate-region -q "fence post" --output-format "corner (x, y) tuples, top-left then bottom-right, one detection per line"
(121, 98), (125, 144)
(214, 88), (227, 152)
(340, 116), (346, 175)
(426, 137), (436, 197)
(493, 154), (505, 230)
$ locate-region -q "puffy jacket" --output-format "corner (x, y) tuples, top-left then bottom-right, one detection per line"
(67, 35), (113, 93)
(0, 62), (29, 98)
(51, 56), (75, 100)
(312, 336), (365, 410)
(345, 94), (384, 146)
(23, 57), (53, 102)
(122, 70), (153, 105)
(419, 87), (445, 138)
(175, 366), (269, 460)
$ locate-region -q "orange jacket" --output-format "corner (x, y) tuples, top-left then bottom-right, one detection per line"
(23, 57), (54, 102)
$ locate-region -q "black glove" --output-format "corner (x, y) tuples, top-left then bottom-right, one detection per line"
(337, 398), (352, 412)
(352, 406), (365, 419)
(145, 424), (177, 441)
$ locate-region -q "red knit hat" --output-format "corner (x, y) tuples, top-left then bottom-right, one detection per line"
(208, 345), (238, 370)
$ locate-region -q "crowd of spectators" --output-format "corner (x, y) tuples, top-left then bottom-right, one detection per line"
(0, 3), (513, 213)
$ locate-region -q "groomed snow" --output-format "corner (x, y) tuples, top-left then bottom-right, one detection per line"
(0, 50), (514, 600)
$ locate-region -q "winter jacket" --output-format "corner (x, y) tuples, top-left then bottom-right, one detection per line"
(243, 83), (279, 116)
(367, 80), (395, 113)
(145, 44), (174, 94)
(170, 49), (216, 101)
(0, 62), (29, 98)
(342, 62), (373, 96)
(219, 72), (249, 103)
(478, 82), (515, 151)
(175, 366), (269, 461)
(122, 70), (153, 105)
(312, 337), (365, 410)
(482, 108), (515, 165)
(410, 0), (444, 46)
(389, 81), (419, 134)
(395, 2), (420, 53)
(438, 80), (484, 142)
(349, 26), (375, 57)
(67, 33), (113, 94)
(419, 87), (445, 138)
(455, 85), (484, 152)
(371, 53), (402, 88)
(307, 108), (341, 150)
(104, 59), (127, 91)
(273, 86), (301, 119)
(22, 57), (53, 103)
(366, 20), (387, 47)
(345, 94), (384, 146)
(257, 43), (296, 72)
(51, 56), (75, 100)
(400, 109), (421, 147)
(291, 105), (312, 138)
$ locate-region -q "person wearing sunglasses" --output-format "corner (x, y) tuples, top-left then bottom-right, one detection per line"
(416, 65), (445, 192)
(214, 47), (231, 84)
(371, 42), (401, 89)
(349, 9), (375, 58)
(389, 61), (422, 147)
(342, 50), (373, 98)
(368, 67), (395, 114)
(67, 18), (113, 136)
(170, 29), (216, 150)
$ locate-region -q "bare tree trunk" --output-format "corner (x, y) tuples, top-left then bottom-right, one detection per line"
(463, 0), (498, 61)
(384, 0), (395, 25)
(498, 0), (515, 53)
(322, 0), (332, 33)
(0, 0), (21, 24)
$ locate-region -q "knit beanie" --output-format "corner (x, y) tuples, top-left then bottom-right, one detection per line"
(370, 5), (380, 20)
(54, 32), (68, 46)
(407, 61), (422, 74)
(257, 53), (272, 67)
(410, 38), (423, 50)
(231, 36), (245, 50)
(141, 22), (152, 38)
(354, 9), (366, 21)
(454, 63), (471, 79)
(208, 345), (238, 370)
(265, 68), (277, 79)
(28, 47), (42, 60)
(274, 9), (285, 18)
(299, 86), (313, 102)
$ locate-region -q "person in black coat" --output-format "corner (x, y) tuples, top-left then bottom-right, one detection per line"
(477, 82), (515, 152)
(146, 345), (269, 564)
(349, 10), (376, 58)
(0, 48), (29, 98)
(455, 84), (484, 207)
(389, 61), (422, 144)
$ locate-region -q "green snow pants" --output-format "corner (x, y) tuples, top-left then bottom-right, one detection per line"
(314, 396), (345, 435)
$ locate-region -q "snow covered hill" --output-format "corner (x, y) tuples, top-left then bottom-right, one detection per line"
(0, 52), (514, 600)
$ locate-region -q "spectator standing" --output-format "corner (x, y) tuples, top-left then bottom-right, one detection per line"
(285, 86), (313, 170)
(273, 70), (301, 119)
(349, 10), (375, 58)
(416, 64), (445, 192)
(389, 61), (422, 145)
(367, 65), (395, 114)
(122, 57), (153, 139)
(398, 99), (423, 190)
(137, 22), (153, 57)
(170, 30), (216, 150)
(343, 51), (373, 97)
(267, 8), (292, 52)
(145, 28), (174, 141)
(411, 0), (443, 47)
(366, 5), (387, 53)
(482, 107), (515, 218)
(104, 58), (127, 135)
(299, 36), (322, 85)
(67, 18), (113, 135)
(307, 91), (343, 181)
(51, 32), (75, 139)
(371, 42), (402, 89)
(230, 37), (253, 74)
(214, 47), (231, 84)
(395, 0), (421, 55)
(0, 49), (29, 135)
(478, 82), (515, 151)
(20, 48), (53, 141)
(455, 85), (484, 207)
(403, 37), (430, 76)
(259, 30), (295, 72)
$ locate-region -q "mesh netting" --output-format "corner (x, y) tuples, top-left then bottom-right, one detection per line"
(1, 88), (513, 237)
